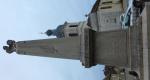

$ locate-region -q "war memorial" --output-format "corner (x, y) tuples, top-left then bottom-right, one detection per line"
(3, 0), (150, 80)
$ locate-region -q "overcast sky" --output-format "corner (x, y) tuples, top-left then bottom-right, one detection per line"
(0, 0), (104, 80)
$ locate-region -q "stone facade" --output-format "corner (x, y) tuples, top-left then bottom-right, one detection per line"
(88, 0), (123, 32)
(63, 21), (89, 37)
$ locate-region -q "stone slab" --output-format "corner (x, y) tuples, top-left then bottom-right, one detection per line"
(142, 2), (150, 80)
(94, 30), (129, 67)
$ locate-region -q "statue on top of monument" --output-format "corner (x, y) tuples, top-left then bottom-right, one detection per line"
(3, 40), (16, 53)
(44, 24), (65, 38)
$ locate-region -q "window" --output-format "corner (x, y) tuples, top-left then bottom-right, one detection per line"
(100, 6), (112, 9)
(69, 33), (78, 37)
(69, 25), (78, 27)
(102, 1), (112, 4)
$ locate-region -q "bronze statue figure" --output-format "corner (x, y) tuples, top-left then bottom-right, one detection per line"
(3, 40), (16, 53)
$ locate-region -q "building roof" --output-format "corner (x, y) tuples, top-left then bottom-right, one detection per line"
(90, 0), (101, 13)
(87, 0), (101, 27)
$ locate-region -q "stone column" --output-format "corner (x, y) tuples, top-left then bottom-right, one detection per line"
(16, 37), (80, 60)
